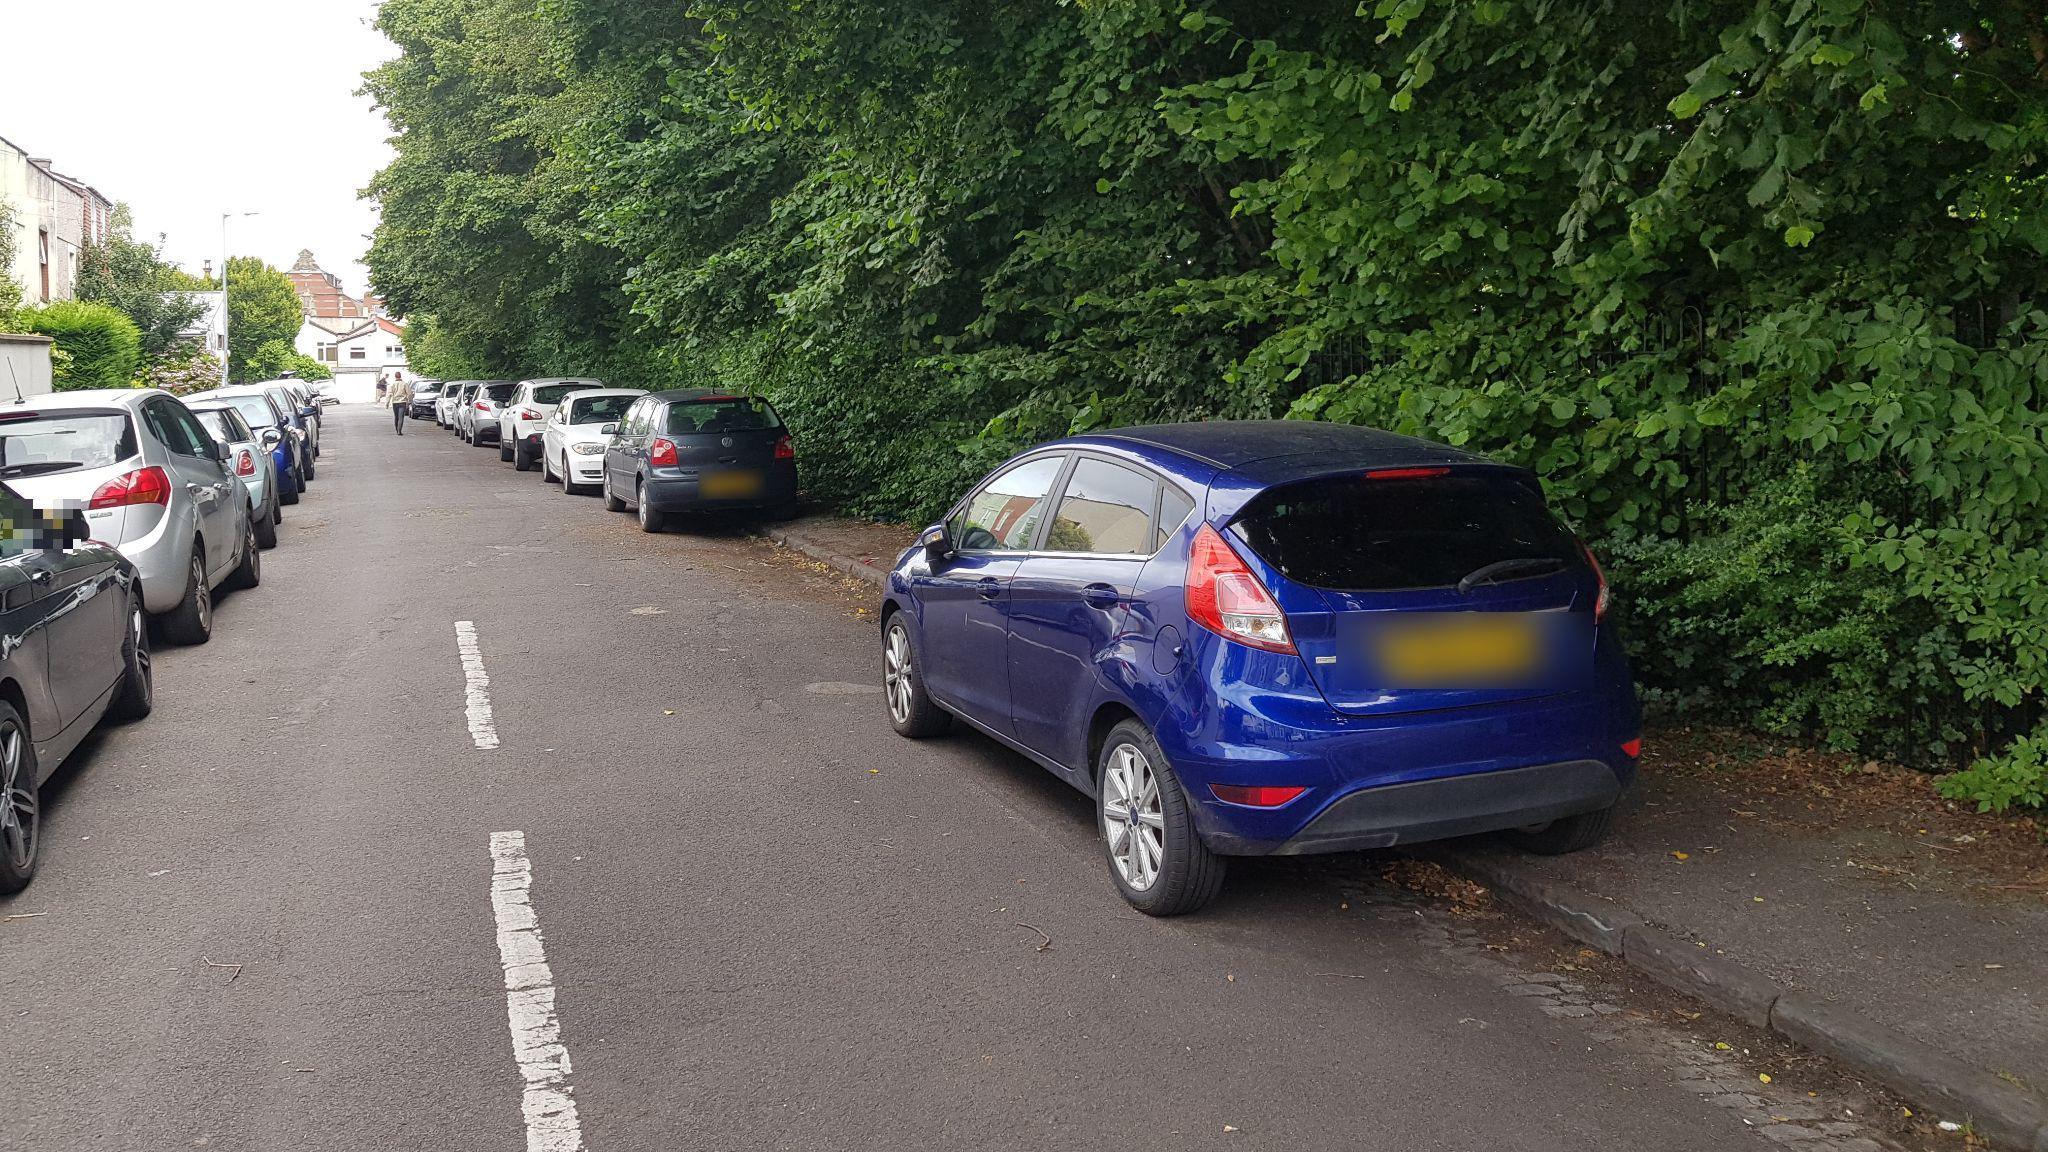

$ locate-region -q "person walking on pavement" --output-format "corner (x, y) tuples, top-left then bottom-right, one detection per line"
(387, 373), (415, 435)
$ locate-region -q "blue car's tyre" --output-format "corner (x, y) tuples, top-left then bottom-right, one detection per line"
(882, 615), (949, 738)
(1098, 719), (1224, 917)
(281, 474), (300, 506)
(1503, 804), (1614, 855)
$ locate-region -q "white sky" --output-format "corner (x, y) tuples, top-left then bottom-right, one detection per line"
(1, 0), (395, 298)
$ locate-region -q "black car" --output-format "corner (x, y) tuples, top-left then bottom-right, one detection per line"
(0, 486), (153, 893)
(600, 390), (799, 532)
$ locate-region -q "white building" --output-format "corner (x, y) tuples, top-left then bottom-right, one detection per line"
(301, 315), (408, 404)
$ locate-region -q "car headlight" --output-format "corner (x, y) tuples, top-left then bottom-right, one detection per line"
(570, 442), (606, 456)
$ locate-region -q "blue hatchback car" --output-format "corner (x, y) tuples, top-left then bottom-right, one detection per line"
(881, 421), (1640, 915)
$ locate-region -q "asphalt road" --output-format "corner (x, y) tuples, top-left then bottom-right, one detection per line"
(5, 406), (1904, 1152)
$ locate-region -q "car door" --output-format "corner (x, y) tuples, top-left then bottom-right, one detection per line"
(142, 398), (232, 578)
(0, 501), (61, 748)
(1005, 456), (1165, 768)
(24, 520), (124, 729)
(912, 453), (1067, 732)
(604, 399), (645, 493)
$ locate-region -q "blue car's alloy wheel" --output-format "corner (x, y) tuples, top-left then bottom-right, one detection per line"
(1098, 720), (1224, 916)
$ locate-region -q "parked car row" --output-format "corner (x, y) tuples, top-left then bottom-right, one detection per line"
(423, 378), (1641, 918)
(0, 378), (332, 892)
(428, 379), (800, 528)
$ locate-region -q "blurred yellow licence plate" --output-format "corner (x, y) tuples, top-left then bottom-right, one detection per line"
(701, 470), (763, 498)
(1376, 614), (1539, 685)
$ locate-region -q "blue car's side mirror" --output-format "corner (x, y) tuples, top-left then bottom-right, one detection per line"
(300, 406), (318, 419)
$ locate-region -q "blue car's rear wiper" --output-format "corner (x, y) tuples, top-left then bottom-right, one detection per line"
(1456, 557), (1567, 594)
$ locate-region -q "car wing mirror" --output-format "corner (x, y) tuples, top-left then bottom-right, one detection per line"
(259, 427), (282, 447)
(300, 405), (319, 418)
(921, 524), (955, 564)
(599, 422), (619, 436)
(210, 441), (232, 464)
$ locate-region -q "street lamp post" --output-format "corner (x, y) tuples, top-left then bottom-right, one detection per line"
(219, 211), (259, 387)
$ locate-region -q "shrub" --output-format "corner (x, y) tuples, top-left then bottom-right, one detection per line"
(244, 339), (332, 383)
(1940, 734), (2048, 814)
(16, 300), (144, 390)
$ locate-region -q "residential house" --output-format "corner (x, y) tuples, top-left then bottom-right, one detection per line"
(287, 251), (407, 403)
(0, 134), (94, 304)
(166, 290), (226, 360)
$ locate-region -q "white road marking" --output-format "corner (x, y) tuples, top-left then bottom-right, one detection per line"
(489, 831), (586, 1152)
(455, 621), (499, 749)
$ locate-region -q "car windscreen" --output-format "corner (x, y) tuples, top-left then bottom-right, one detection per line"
(567, 395), (635, 424)
(1229, 469), (1581, 592)
(215, 394), (279, 427)
(0, 411), (138, 478)
(532, 383), (591, 405)
(663, 396), (781, 436)
(483, 383), (516, 402)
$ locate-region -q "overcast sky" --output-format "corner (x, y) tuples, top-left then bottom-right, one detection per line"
(1, 0), (395, 298)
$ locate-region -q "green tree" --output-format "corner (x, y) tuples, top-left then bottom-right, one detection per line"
(0, 203), (20, 317)
(244, 338), (333, 383)
(224, 256), (304, 383)
(74, 205), (206, 359)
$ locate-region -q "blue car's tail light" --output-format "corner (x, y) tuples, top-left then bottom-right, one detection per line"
(1185, 524), (1295, 654)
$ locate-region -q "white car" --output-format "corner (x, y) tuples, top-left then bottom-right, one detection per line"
(499, 378), (603, 471)
(540, 389), (646, 495)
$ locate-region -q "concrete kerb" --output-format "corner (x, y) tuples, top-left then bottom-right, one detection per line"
(759, 522), (2048, 1152)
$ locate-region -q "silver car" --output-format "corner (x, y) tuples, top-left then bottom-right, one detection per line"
(460, 381), (517, 446)
(186, 402), (281, 551)
(0, 390), (260, 645)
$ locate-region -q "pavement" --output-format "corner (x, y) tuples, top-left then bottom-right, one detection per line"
(0, 404), (2012, 1152)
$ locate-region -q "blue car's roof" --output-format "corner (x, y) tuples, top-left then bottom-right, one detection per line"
(1072, 420), (1496, 473)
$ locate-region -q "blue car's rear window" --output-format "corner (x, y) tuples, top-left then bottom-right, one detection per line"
(1230, 470), (1580, 592)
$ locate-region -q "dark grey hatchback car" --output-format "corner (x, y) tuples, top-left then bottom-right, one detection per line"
(600, 390), (798, 532)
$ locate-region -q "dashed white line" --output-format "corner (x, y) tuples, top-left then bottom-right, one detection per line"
(489, 831), (586, 1152)
(455, 620), (499, 749)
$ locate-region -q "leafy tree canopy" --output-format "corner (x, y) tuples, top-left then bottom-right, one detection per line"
(224, 256), (304, 383)
(74, 204), (207, 360)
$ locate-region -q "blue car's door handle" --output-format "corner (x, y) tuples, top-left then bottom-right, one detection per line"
(976, 576), (1003, 600)
(1081, 583), (1121, 609)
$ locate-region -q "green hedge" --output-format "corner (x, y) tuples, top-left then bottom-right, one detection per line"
(16, 300), (143, 390)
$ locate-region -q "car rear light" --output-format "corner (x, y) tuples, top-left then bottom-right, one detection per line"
(649, 437), (679, 467)
(1185, 524), (1294, 654)
(475, 401), (489, 411)
(89, 465), (171, 510)
(1581, 540), (1610, 621)
(1210, 784), (1307, 807)
(774, 434), (795, 460)
(235, 450), (256, 476)
(1365, 466), (1450, 481)
(520, 407), (543, 420)
(1620, 737), (1642, 759)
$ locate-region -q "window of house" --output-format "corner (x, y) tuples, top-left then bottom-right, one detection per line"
(349, 347), (366, 360)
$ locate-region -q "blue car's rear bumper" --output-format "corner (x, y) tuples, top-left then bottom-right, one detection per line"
(1155, 631), (1639, 856)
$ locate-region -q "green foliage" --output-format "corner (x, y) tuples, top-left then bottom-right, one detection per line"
(16, 300), (143, 389)
(74, 205), (207, 360)
(244, 339), (332, 383)
(364, 0), (2048, 790)
(224, 256), (303, 383)
(1940, 733), (2048, 813)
